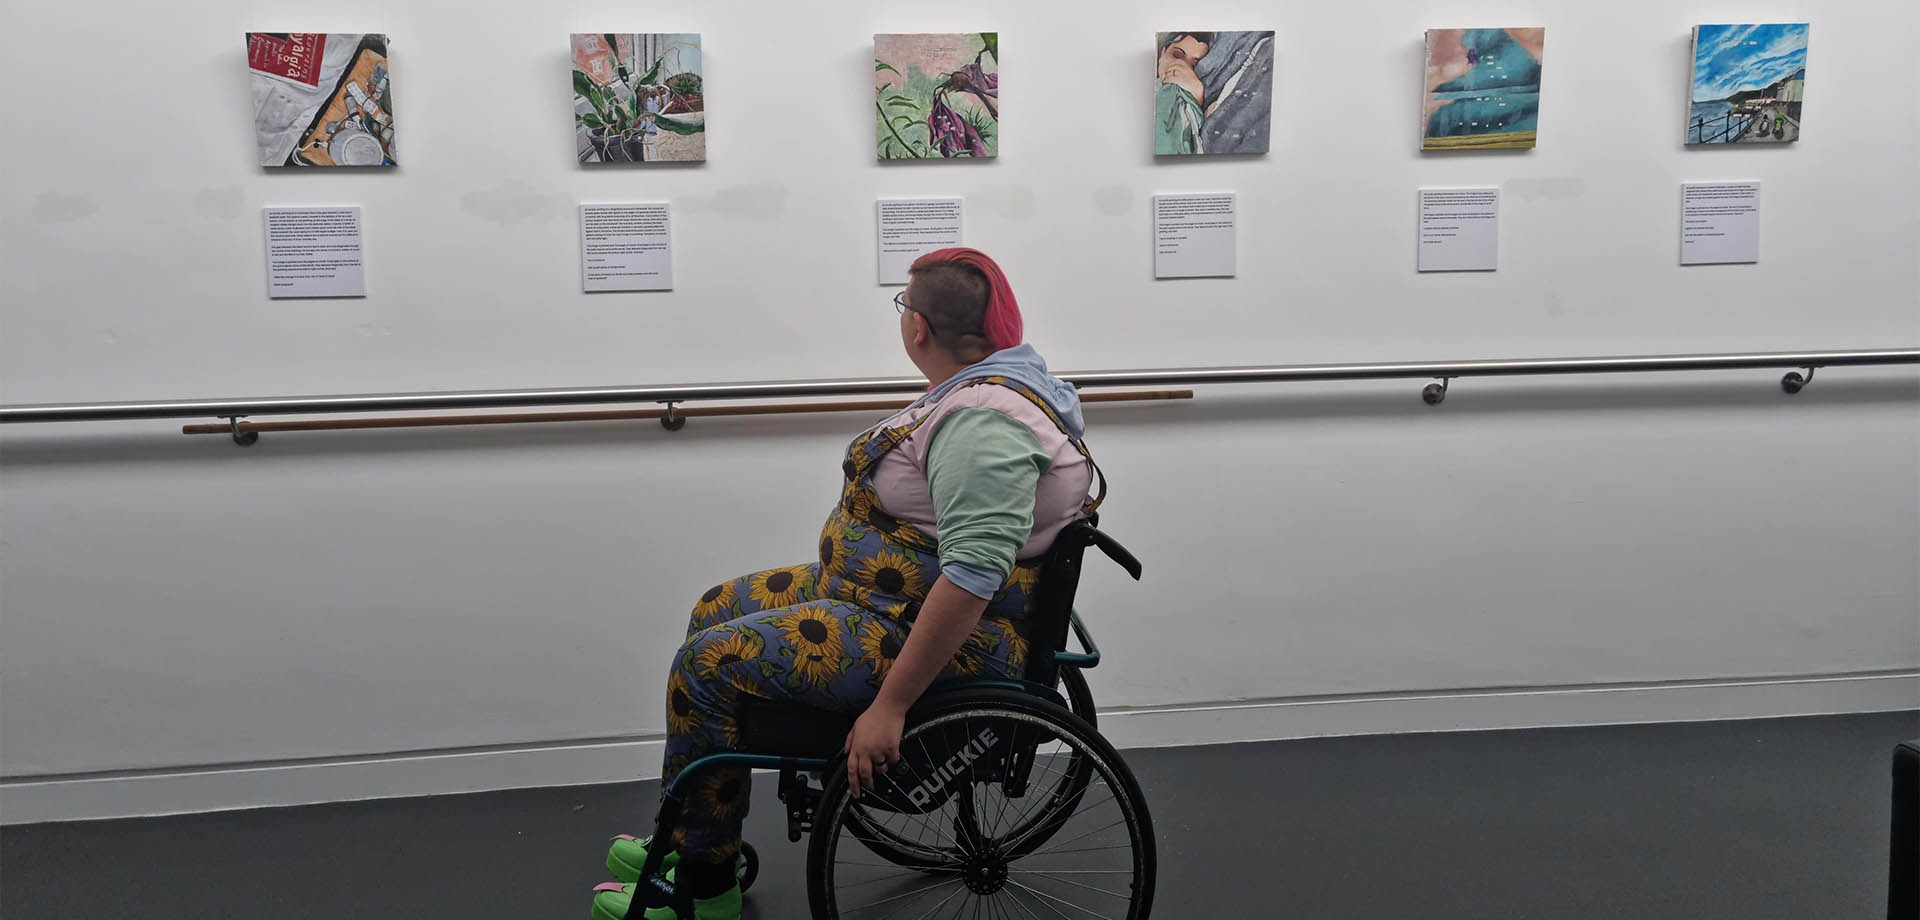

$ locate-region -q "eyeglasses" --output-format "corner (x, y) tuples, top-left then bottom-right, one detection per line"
(892, 290), (942, 336)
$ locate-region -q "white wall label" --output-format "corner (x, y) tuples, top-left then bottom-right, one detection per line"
(1152, 193), (1237, 279)
(1417, 187), (1500, 272)
(1680, 182), (1761, 265)
(263, 206), (364, 298)
(876, 197), (963, 285)
(580, 203), (673, 292)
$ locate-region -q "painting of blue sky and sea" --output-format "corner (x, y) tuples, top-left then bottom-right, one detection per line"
(1688, 24), (1808, 145)
(1422, 28), (1545, 150)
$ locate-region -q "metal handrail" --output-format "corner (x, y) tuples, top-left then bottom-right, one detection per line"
(2, 348), (1914, 424)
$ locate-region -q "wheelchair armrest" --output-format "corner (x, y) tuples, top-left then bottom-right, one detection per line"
(1051, 609), (1102, 669)
(1086, 528), (1143, 581)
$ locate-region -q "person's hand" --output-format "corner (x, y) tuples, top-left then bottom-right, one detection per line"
(845, 700), (907, 799)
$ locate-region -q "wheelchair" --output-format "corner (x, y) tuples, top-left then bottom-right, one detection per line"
(615, 517), (1156, 919)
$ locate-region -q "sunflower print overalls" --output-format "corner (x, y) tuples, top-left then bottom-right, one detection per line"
(658, 376), (1102, 865)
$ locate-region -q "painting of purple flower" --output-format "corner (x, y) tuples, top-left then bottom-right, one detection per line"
(875, 32), (998, 159)
(928, 96), (987, 156)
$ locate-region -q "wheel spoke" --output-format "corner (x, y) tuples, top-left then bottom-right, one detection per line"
(998, 783), (1121, 856)
(873, 767), (971, 856)
(989, 751), (1100, 854)
(850, 806), (959, 863)
(861, 790), (955, 853)
(837, 859), (957, 871)
(912, 728), (980, 855)
(1000, 885), (1046, 920)
(1014, 844), (1134, 858)
(991, 747), (1065, 839)
(1007, 869), (1133, 900)
(850, 804), (941, 855)
(837, 870), (955, 891)
(988, 724), (1038, 836)
(1004, 879), (1121, 920)
(1004, 881), (1074, 920)
(837, 878), (964, 915)
(999, 795), (1120, 855)
(1008, 869), (1132, 875)
(985, 889), (1011, 920)
(905, 881), (969, 920)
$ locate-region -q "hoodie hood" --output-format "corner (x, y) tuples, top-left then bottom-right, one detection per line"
(916, 343), (1085, 440)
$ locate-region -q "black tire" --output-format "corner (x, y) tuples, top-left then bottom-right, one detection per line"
(1062, 666), (1096, 726)
(807, 688), (1155, 920)
(841, 668), (1099, 867)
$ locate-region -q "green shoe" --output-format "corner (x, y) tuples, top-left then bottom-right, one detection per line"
(606, 835), (677, 883)
(590, 882), (741, 920)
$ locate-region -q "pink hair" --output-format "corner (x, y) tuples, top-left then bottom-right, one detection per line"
(909, 247), (1023, 351)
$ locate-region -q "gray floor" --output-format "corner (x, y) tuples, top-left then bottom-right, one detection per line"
(3, 711), (1913, 919)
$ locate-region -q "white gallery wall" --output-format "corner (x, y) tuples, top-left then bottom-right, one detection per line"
(2, 0), (1916, 821)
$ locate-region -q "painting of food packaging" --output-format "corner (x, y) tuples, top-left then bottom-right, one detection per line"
(247, 33), (395, 167)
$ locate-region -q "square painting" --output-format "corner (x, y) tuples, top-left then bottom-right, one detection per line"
(1154, 31), (1275, 156)
(875, 33), (997, 159)
(1421, 28), (1545, 150)
(572, 34), (705, 163)
(1688, 24), (1807, 145)
(248, 33), (394, 167)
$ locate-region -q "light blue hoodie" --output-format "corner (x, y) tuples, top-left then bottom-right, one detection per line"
(914, 344), (1085, 440)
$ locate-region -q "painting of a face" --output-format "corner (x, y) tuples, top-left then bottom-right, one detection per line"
(1158, 35), (1209, 90)
(1154, 30), (1274, 156)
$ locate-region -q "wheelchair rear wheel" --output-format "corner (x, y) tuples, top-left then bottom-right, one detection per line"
(840, 668), (1099, 869)
(807, 687), (1155, 919)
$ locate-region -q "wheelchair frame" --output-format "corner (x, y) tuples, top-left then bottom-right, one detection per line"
(617, 518), (1144, 920)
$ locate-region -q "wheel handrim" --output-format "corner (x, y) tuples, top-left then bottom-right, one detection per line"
(839, 670), (1099, 868)
(818, 707), (1150, 919)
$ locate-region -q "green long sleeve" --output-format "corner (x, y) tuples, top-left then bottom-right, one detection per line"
(925, 409), (1053, 598)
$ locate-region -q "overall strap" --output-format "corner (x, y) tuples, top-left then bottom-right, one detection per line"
(842, 376), (1108, 514)
(961, 376), (1107, 514)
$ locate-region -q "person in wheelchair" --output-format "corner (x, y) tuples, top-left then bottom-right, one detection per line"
(594, 248), (1104, 920)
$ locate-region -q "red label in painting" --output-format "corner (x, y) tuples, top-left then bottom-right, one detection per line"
(247, 33), (327, 87)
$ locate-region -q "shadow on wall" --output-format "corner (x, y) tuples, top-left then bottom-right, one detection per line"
(0, 378), (1913, 468)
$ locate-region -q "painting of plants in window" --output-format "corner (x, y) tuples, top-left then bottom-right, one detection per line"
(875, 32), (997, 159)
(572, 33), (704, 163)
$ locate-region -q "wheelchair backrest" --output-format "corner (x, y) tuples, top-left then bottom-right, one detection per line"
(1023, 515), (1140, 686)
(1023, 520), (1093, 687)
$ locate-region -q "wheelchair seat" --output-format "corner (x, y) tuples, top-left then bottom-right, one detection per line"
(739, 700), (856, 758)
